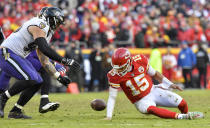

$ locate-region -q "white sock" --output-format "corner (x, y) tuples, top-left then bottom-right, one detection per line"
(41, 95), (49, 99)
(177, 114), (189, 119)
(5, 90), (11, 98)
(15, 103), (23, 110)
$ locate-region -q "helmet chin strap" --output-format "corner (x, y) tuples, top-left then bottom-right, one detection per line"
(40, 15), (46, 21)
(53, 17), (57, 28)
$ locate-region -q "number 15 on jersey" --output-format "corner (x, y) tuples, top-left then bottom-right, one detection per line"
(126, 73), (149, 96)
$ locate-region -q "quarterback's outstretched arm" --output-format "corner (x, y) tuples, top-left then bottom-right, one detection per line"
(106, 86), (118, 120)
(147, 65), (182, 91)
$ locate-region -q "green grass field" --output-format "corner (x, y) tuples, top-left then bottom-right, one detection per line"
(1, 90), (210, 128)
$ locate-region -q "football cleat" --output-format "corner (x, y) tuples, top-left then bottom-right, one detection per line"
(39, 102), (60, 113)
(8, 111), (32, 119)
(188, 112), (204, 120)
(0, 94), (8, 118)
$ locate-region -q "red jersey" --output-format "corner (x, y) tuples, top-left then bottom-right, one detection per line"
(107, 54), (153, 104)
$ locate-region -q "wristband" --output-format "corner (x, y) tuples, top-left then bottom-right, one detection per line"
(54, 72), (60, 79)
(61, 58), (66, 64)
(162, 77), (173, 87)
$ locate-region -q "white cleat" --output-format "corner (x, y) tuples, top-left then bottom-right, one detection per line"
(188, 112), (204, 119)
(39, 102), (60, 113)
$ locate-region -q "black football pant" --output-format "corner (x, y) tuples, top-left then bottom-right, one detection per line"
(17, 68), (52, 107)
(39, 68), (51, 95)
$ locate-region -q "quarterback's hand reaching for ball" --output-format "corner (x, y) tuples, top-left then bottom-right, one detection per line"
(155, 84), (183, 91)
(170, 84), (183, 91)
(61, 58), (80, 71)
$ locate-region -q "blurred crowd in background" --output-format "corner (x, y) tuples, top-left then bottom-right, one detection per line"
(0, 0), (210, 48)
(0, 0), (209, 93)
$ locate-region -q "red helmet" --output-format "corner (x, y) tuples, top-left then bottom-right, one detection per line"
(111, 48), (132, 76)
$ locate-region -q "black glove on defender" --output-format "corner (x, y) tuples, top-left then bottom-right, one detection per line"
(61, 58), (80, 72)
(57, 75), (71, 87)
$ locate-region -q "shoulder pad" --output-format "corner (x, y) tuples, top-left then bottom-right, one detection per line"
(107, 70), (120, 88)
(31, 17), (50, 34)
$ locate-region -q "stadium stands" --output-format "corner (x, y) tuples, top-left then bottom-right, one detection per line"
(0, 0), (209, 48)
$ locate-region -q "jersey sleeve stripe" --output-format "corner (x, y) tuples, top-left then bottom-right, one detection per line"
(109, 82), (120, 87)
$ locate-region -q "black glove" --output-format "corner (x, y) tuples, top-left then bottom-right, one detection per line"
(57, 75), (72, 87)
(61, 58), (80, 71)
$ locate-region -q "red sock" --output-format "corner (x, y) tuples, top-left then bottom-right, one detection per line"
(178, 99), (188, 114)
(147, 106), (177, 119)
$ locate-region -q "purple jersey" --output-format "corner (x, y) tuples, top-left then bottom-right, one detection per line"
(26, 50), (42, 71)
(0, 50), (65, 90)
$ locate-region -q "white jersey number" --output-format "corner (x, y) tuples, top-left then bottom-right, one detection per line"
(126, 73), (149, 96)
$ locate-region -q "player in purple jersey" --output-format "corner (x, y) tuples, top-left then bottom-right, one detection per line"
(0, 50), (67, 113)
(0, 27), (6, 90)
(0, 8), (69, 115)
(26, 51), (68, 114)
(0, 7), (80, 119)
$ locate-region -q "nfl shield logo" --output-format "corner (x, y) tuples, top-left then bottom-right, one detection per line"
(138, 66), (144, 73)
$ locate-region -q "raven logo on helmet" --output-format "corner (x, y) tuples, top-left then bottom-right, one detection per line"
(41, 7), (65, 30)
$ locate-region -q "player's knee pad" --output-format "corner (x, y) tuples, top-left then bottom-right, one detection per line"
(137, 105), (154, 114)
(139, 106), (149, 114)
(135, 100), (156, 114)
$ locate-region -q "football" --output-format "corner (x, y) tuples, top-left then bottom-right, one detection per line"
(90, 99), (106, 111)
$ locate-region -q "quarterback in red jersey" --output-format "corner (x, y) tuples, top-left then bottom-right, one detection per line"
(105, 48), (204, 120)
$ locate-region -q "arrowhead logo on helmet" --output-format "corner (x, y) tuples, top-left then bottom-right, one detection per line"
(124, 51), (130, 59)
